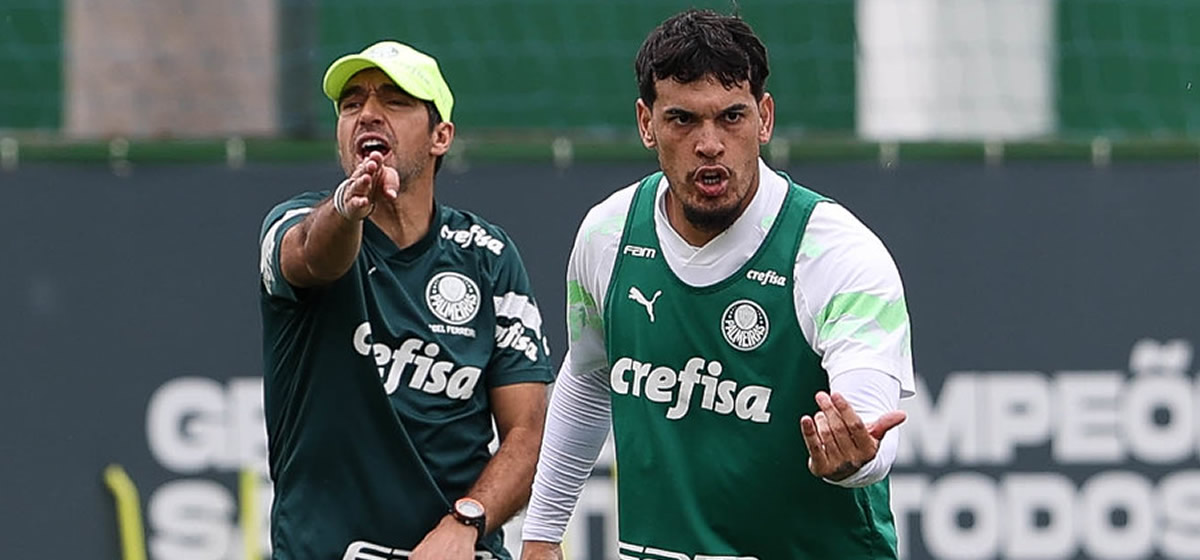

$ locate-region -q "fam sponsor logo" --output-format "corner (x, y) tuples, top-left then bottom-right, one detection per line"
(354, 322), (482, 400)
(441, 224), (505, 256)
(721, 300), (769, 351)
(344, 540), (497, 560)
(892, 339), (1200, 560)
(610, 356), (772, 423)
(745, 268), (786, 287)
(623, 244), (657, 259)
(618, 541), (758, 560)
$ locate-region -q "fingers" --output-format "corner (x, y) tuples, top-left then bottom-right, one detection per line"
(336, 154), (388, 220)
(375, 164), (400, 201)
(830, 392), (875, 451)
(803, 391), (906, 479)
(816, 392), (857, 455)
(799, 414), (829, 475)
(868, 410), (908, 440)
(358, 152), (398, 202)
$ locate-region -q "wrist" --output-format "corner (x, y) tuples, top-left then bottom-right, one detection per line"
(521, 540), (564, 559)
(332, 179), (373, 221)
(449, 497), (487, 541)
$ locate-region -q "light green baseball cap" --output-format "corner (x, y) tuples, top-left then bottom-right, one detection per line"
(322, 40), (454, 122)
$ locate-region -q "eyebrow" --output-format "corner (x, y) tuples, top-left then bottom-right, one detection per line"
(664, 107), (696, 119)
(338, 85), (366, 104)
(338, 84), (413, 104)
(663, 104), (750, 119)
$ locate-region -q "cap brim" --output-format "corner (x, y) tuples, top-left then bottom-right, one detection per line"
(323, 55), (391, 103)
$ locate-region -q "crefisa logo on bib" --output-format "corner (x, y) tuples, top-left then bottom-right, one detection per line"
(426, 271), (480, 325)
(722, 299), (769, 351)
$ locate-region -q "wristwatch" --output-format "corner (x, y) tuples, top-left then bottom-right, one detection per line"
(450, 497), (486, 540)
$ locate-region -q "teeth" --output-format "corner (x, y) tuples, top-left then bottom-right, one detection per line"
(359, 139), (387, 152)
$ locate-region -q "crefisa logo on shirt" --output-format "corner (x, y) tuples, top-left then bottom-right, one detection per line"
(426, 271), (480, 325)
(721, 299), (769, 351)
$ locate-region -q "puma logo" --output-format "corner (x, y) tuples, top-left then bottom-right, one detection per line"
(628, 286), (662, 322)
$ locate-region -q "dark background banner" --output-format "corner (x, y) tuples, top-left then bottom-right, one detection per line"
(2, 161), (1197, 559)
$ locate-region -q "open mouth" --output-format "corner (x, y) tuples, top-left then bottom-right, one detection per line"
(693, 166), (731, 197)
(355, 134), (392, 161)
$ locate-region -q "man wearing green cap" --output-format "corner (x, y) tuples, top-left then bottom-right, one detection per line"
(259, 41), (553, 560)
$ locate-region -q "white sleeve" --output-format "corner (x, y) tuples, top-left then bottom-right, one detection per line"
(562, 185), (635, 374)
(521, 360), (612, 542)
(794, 203), (916, 398)
(523, 186), (633, 542)
(823, 368), (902, 488)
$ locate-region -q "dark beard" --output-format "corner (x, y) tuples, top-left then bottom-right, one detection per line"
(680, 201), (742, 234)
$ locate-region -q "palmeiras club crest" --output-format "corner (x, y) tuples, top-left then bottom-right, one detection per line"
(721, 299), (769, 351)
(425, 271), (480, 325)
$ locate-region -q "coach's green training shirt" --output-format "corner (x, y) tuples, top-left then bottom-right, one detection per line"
(259, 192), (553, 560)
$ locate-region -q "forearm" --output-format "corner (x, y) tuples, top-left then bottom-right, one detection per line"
(522, 368), (612, 543)
(283, 197), (363, 287)
(825, 369), (901, 487)
(466, 422), (543, 533)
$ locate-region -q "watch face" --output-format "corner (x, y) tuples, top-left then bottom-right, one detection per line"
(456, 498), (485, 519)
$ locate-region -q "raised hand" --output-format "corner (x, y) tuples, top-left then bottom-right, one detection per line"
(333, 151), (399, 221)
(799, 391), (906, 481)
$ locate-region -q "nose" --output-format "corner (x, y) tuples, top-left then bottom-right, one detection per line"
(694, 122), (724, 160)
(358, 93), (385, 126)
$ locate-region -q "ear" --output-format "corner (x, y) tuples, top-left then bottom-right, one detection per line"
(635, 98), (656, 149)
(430, 121), (455, 157)
(757, 92), (775, 144)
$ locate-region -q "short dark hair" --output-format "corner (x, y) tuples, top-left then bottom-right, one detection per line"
(424, 100), (445, 174)
(635, 9), (769, 108)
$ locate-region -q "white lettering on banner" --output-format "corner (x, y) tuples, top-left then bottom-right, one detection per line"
(148, 479), (235, 560)
(892, 471), (1200, 560)
(891, 338), (1200, 560)
(924, 473), (999, 560)
(440, 224), (506, 255)
(353, 322), (482, 400)
(141, 378), (274, 559)
(147, 377), (268, 474)
(610, 356), (772, 423)
(897, 367), (1199, 464)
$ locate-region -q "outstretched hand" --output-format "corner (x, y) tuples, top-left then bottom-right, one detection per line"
(799, 391), (906, 481)
(335, 151), (400, 221)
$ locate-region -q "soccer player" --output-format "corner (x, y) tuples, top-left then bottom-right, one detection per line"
(259, 41), (553, 560)
(520, 10), (915, 560)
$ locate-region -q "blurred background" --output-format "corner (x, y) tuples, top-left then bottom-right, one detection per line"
(1, 1), (1197, 559)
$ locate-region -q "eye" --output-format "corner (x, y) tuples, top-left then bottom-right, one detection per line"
(723, 111), (744, 123)
(669, 113), (693, 125)
(339, 100), (362, 112)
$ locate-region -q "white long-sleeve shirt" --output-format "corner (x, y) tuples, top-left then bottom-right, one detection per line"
(523, 160), (916, 542)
